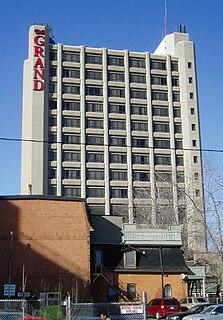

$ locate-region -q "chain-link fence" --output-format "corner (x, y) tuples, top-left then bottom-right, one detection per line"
(0, 300), (145, 320)
(70, 302), (144, 320)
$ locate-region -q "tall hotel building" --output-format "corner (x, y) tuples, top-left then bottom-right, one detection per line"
(21, 24), (206, 253)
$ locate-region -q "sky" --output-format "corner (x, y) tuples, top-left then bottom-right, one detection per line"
(0, 0), (223, 195)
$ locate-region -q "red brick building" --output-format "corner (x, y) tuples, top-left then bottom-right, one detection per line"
(0, 196), (92, 300)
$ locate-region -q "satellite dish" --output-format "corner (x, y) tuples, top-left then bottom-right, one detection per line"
(180, 273), (186, 280)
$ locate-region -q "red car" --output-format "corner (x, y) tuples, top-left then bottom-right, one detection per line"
(147, 297), (181, 319)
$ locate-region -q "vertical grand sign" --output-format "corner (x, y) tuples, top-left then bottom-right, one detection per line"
(33, 29), (45, 91)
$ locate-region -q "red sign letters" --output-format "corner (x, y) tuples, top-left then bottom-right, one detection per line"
(33, 29), (45, 91)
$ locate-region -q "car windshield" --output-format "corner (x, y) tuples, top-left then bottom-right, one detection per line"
(196, 298), (206, 302)
(189, 305), (202, 313)
(200, 306), (216, 314)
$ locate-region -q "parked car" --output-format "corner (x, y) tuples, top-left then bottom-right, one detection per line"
(166, 303), (213, 320)
(183, 304), (223, 320)
(180, 297), (209, 309)
(147, 297), (181, 319)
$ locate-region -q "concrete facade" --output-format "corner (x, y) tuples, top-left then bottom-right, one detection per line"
(0, 196), (91, 300)
(21, 24), (206, 254)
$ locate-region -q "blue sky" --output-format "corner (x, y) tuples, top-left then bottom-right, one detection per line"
(0, 0), (223, 195)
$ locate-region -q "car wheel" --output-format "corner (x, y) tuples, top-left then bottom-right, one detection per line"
(156, 312), (161, 319)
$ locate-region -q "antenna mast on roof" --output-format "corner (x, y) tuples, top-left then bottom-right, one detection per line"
(164, 0), (168, 37)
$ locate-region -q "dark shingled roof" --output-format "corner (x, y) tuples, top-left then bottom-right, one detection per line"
(115, 247), (190, 274)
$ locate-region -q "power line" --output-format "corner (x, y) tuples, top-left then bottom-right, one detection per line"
(0, 136), (223, 153)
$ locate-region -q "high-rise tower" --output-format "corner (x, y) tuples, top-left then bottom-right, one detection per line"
(21, 24), (206, 254)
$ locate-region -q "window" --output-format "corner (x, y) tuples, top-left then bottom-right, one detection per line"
(109, 104), (125, 114)
(63, 117), (80, 128)
(132, 138), (148, 148)
(151, 60), (166, 70)
(49, 67), (57, 77)
(49, 117), (57, 126)
(63, 134), (80, 144)
(153, 107), (169, 117)
(195, 172), (199, 180)
(111, 188), (128, 198)
(172, 77), (179, 87)
(178, 207), (186, 224)
(154, 139), (170, 149)
(189, 77), (193, 84)
(191, 123), (196, 130)
(171, 62), (178, 71)
(108, 287), (118, 302)
(87, 152), (104, 163)
(176, 156), (184, 166)
(49, 51), (57, 61)
(152, 91), (168, 101)
(48, 151), (57, 161)
(177, 173), (185, 183)
(108, 56), (124, 66)
(63, 68), (80, 78)
(127, 284), (136, 300)
(48, 185), (57, 195)
(48, 134), (57, 143)
(86, 70), (102, 80)
(193, 155), (198, 163)
(87, 188), (105, 198)
(63, 52), (80, 62)
(63, 85), (80, 95)
(110, 137), (126, 147)
(195, 189), (200, 197)
(174, 123), (182, 133)
(130, 89), (147, 100)
(110, 153), (127, 163)
(130, 74), (146, 84)
(152, 76), (167, 86)
(190, 92), (194, 99)
(63, 169), (80, 179)
(63, 152), (81, 162)
(154, 122), (169, 133)
(124, 251), (136, 268)
(49, 83), (57, 93)
(133, 154), (149, 164)
(87, 119), (103, 129)
(87, 170), (104, 180)
(191, 108), (195, 115)
(87, 135), (104, 145)
(192, 139), (197, 147)
(49, 100), (57, 110)
(86, 86), (103, 96)
(156, 172), (172, 182)
(86, 102), (103, 112)
(188, 62), (192, 68)
(173, 92), (180, 102)
(155, 155), (171, 165)
(48, 168), (57, 179)
(85, 54), (102, 64)
(109, 120), (126, 130)
(131, 105), (147, 115)
(63, 187), (81, 197)
(95, 250), (103, 267)
(164, 284), (172, 298)
(133, 171), (149, 181)
(175, 139), (183, 149)
(109, 88), (125, 98)
(132, 121), (148, 132)
(111, 171), (127, 181)
(62, 100), (80, 111)
(108, 72), (125, 82)
(174, 108), (181, 118)
(129, 57), (145, 68)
